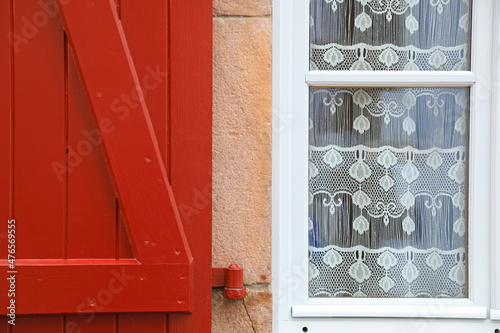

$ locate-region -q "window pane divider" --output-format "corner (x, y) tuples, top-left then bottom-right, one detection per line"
(306, 71), (476, 87)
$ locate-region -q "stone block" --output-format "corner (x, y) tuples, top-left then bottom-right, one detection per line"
(212, 17), (272, 285)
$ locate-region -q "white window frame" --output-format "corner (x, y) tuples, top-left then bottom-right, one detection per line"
(272, 0), (498, 331)
(491, 0), (500, 321)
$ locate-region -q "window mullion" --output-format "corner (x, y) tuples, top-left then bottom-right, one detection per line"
(306, 71), (476, 88)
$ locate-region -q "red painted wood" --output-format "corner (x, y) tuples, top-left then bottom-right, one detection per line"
(65, 313), (116, 333)
(67, 44), (117, 260)
(0, 1), (11, 332)
(119, 1), (169, 330)
(117, 313), (166, 333)
(121, 0), (168, 166)
(14, 0), (66, 259)
(119, 215), (134, 259)
(66, 42), (118, 330)
(13, 315), (64, 333)
(0, 0), (12, 261)
(55, 0), (191, 264)
(2, 0), (212, 328)
(212, 267), (227, 287)
(12, 0), (66, 330)
(0, 260), (192, 314)
(168, 0), (213, 331)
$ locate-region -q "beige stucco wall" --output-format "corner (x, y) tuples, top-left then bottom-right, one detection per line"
(212, 0), (272, 332)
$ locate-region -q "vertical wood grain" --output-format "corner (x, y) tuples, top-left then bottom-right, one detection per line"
(64, 1), (120, 330)
(65, 313), (117, 333)
(66, 41), (116, 261)
(2, 0), (212, 330)
(55, 0), (191, 264)
(12, 0), (65, 331)
(13, 0), (66, 259)
(0, 0), (12, 331)
(169, 0), (213, 331)
(116, 314), (166, 333)
(13, 315), (63, 333)
(118, 213), (134, 259)
(114, 0), (134, 262)
(0, 0), (13, 260)
(120, 0), (168, 167)
(119, 0), (169, 330)
(65, 28), (118, 333)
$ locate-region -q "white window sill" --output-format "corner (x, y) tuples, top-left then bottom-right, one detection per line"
(491, 309), (500, 320)
(292, 301), (487, 319)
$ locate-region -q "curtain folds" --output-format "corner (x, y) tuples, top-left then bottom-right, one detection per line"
(308, 87), (469, 297)
(310, 0), (471, 71)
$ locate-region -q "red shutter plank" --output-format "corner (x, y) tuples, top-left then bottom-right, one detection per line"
(55, 0), (191, 264)
(168, 0), (213, 331)
(119, 213), (134, 259)
(66, 50), (117, 259)
(14, 0), (66, 259)
(65, 314), (117, 333)
(12, 0), (66, 330)
(66, 38), (118, 332)
(0, 1), (11, 332)
(117, 314), (166, 333)
(121, 0), (168, 166)
(0, 0), (12, 258)
(13, 315), (64, 333)
(119, 1), (170, 330)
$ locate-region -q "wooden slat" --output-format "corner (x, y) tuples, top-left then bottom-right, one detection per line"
(13, 315), (64, 333)
(119, 215), (134, 259)
(117, 314), (166, 333)
(0, 1), (12, 332)
(121, 0), (168, 165)
(0, 0), (12, 261)
(65, 314), (116, 333)
(55, 0), (191, 264)
(66, 42), (116, 260)
(66, 41), (117, 331)
(0, 260), (192, 314)
(168, 0), (213, 331)
(119, 1), (169, 329)
(0, 320), (7, 333)
(14, 0), (66, 259)
(12, 0), (65, 330)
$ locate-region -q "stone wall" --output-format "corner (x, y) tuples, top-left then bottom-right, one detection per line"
(212, 0), (272, 332)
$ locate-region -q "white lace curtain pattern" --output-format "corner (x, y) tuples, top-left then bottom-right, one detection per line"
(309, 245), (466, 297)
(308, 88), (469, 298)
(310, 0), (471, 71)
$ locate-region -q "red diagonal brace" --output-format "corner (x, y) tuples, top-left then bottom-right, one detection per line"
(212, 264), (246, 300)
(55, 0), (191, 264)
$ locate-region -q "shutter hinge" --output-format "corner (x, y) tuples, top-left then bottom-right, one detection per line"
(212, 264), (246, 300)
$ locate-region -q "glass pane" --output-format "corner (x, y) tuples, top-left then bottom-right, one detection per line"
(310, 0), (472, 71)
(308, 88), (469, 298)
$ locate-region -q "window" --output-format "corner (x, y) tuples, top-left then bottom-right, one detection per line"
(273, 0), (499, 331)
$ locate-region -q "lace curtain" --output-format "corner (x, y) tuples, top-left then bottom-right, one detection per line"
(308, 0), (471, 298)
(308, 88), (469, 298)
(310, 0), (471, 71)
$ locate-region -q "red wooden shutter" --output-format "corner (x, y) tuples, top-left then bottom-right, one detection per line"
(0, 0), (212, 331)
